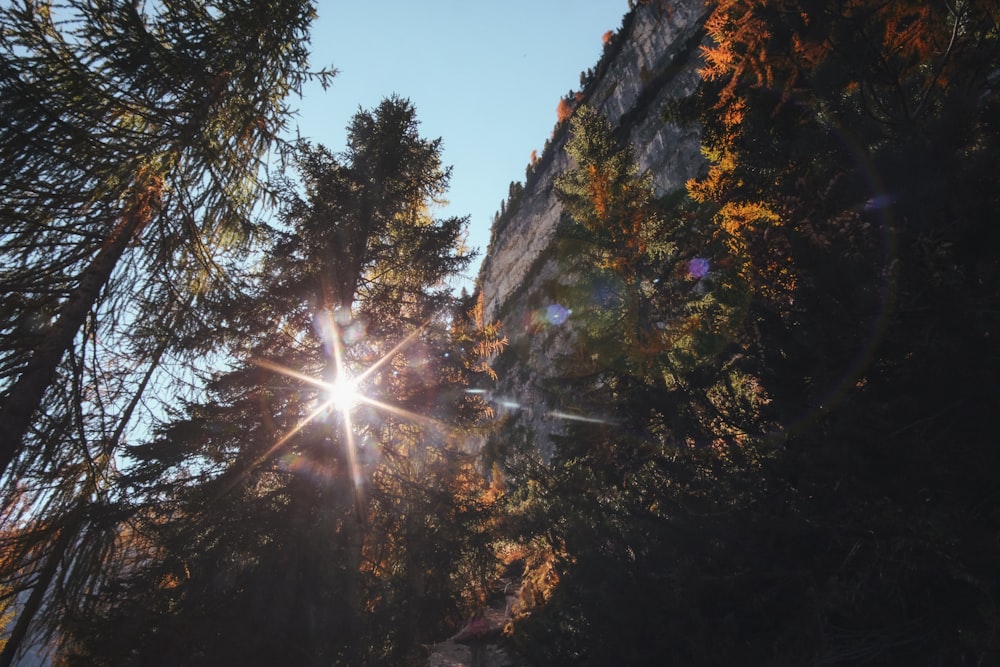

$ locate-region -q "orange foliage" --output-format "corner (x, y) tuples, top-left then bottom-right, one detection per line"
(584, 164), (648, 276)
(556, 98), (574, 123)
(686, 145), (738, 205)
(509, 538), (570, 620)
(701, 0), (957, 117)
(688, 0), (966, 304)
(700, 0), (777, 109)
(119, 165), (164, 243)
(602, 30), (614, 45)
(586, 164), (612, 221)
(468, 291), (508, 383)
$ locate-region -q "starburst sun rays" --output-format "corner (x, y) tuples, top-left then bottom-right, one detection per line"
(247, 312), (453, 502)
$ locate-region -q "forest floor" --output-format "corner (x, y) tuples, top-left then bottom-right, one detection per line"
(424, 579), (519, 667)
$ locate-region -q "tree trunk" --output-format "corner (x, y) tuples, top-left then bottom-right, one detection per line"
(0, 320), (175, 664)
(404, 509), (424, 651)
(0, 182), (157, 478)
(343, 486), (365, 664)
(0, 510), (81, 667)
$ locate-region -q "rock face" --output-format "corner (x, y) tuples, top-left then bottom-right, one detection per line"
(476, 1), (711, 458)
(479, 1), (709, 324)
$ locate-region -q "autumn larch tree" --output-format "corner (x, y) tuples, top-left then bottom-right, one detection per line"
(680, 0), (1000, 661)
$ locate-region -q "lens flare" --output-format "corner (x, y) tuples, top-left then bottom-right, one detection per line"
(237, 317), (467, 510)
(688, 257), (710, 279)
(327, 373), (360, 412)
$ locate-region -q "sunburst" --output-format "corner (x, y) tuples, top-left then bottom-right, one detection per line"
(326, 372), (360, 412)
(246, 312), (451, 509)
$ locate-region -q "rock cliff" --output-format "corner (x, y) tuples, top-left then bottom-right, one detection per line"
(476, 0), (712, 458)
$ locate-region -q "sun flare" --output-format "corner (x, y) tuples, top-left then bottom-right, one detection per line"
(326, 373), (360, 412)
(245, 317), (447, 500)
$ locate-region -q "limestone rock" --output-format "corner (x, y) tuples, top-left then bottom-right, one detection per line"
(477, 0), (711, 457)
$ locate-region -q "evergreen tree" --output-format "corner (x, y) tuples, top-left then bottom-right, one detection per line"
(0, 0), (328, 478)
(0, 2), (326, 660)
(60, 97), (499, 666)
(491, 106), (772, 665)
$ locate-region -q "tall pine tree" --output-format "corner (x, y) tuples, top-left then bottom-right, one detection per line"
(0, 0), (329, 478)
(59, 97), (500, 666)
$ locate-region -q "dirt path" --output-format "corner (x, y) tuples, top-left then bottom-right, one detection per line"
(425, 581), (519, 667)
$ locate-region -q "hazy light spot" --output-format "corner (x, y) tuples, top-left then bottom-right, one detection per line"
(524, 302), (573, 332)
(545, 303), (571, 325)
(864, 194), (895, 211)
(688, 257), (710, 279)
(342, 320), (366, 345)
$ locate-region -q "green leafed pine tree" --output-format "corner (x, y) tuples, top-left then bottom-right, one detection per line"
(59, 97), (501, 666)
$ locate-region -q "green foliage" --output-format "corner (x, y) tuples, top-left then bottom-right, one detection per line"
(57, 98), (498, 666)
(492, 4), (1000, 661)
(0, 2), (326, 662)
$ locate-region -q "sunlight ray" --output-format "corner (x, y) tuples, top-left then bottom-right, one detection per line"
(261, 398), (338, 462)
(222, 313), (458, 521)
(352, 319), (432, 385)
(251, 358), (331, 390)
(213, 397), (337, 501)
(547, 410), (613, 425)
(321, 311), (366, 511)
(352, 395), (451, 432)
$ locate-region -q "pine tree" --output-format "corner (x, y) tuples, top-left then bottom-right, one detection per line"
(0, 3), (326, 661)
(0, 0), (328, 478)
(60, 98), (499, 666)
(495, 106), (774, 664)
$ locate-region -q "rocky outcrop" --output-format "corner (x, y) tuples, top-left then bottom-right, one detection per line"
(476, 0), (711, 458)
(479, 0), (709, 324)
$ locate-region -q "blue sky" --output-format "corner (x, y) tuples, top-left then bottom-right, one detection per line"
(291, 1), (630, 287)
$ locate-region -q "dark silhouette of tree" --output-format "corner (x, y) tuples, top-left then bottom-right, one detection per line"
(493, 2), (1000, 662)
(0, 3), (327, 661)
(677, 0), (1000, 662)
(0, 0), (329, 478)
(59, 97), (500, 666)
